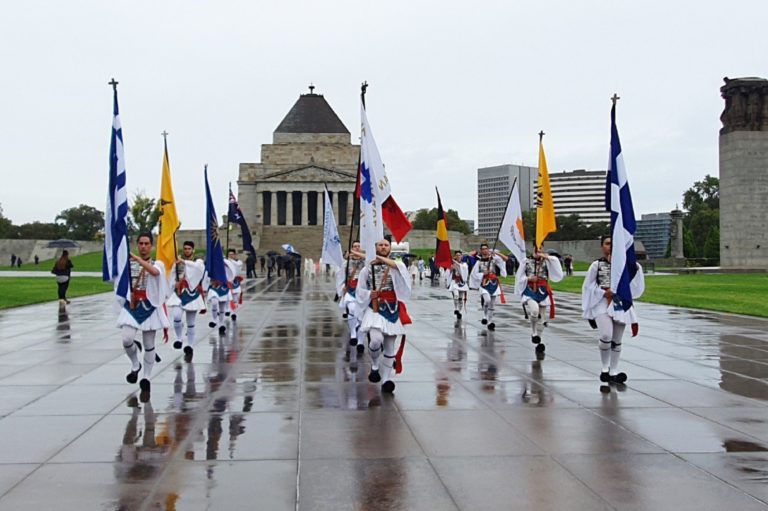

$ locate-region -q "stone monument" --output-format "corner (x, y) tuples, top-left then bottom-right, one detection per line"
(719, 77), (768, 269)
(236, 87), (359, 257)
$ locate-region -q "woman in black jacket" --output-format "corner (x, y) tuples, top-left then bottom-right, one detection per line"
(52, 250), (74, 304)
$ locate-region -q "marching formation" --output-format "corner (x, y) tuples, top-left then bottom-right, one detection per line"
(103, 81), (645, 400)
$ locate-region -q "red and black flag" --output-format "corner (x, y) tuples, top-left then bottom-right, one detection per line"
(435, 188), (452, 269)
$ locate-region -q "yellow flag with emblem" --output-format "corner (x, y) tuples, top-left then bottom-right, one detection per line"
(157, 137), (180, 276)
(535, 137), (557, 248)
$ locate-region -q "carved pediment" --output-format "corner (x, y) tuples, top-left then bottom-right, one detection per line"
(261, 165), (356, 182)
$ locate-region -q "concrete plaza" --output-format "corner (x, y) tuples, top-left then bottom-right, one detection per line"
(0, 275), (767, 510)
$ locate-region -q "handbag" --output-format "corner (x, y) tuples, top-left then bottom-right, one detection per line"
(55, 275), (70, 284)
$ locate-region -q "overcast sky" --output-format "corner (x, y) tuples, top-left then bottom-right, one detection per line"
(1, 1), (765, 229)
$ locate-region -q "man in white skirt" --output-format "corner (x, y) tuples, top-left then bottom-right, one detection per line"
(337, 241), (366, 354)
(225, 249), (244, 321)
(207, 264), (232, 335)
(356, 239), (412, 394)
(167, 241), (206, 361)
(445, 250), (469, 321)
(582, 235), (645, 384)
(514, 247), (564, 354)
(117, 232), (170, 398)
(469, 243), (508, 331)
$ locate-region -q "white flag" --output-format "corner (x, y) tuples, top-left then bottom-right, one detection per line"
(321, 189), (344, 269)
(497, 178), (527, 263)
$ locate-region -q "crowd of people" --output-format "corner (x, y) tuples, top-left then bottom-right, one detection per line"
(46, 231), (641, 400)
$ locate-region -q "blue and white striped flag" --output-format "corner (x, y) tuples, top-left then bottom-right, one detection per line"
(606, 102), (637, 311)
(102, 83), (130, 305)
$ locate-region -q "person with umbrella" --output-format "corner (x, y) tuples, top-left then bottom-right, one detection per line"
(51, 250), (74, 305)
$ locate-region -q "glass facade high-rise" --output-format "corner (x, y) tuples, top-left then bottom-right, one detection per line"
(477, 164), (537, 240)
(635, 212), (672, 259)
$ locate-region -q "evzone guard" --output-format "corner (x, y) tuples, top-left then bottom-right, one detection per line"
(582, 235), (645, 385)
(514, 246), (564, 353)
(116, 232), (170, 398)
(445, 250), (469, 321)
(207, 268), (231, 335)
(167, 240), (206, 361)
(356, 238), (412, 394)
(225, 249), (244, 321)
(337, 241), (366, 354)
(469, 243), (508, 331)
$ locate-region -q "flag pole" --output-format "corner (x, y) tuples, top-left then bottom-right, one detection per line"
(490, 176), (518, 255)
(226, 182), (231, 252)
(344, 81), (368, 287)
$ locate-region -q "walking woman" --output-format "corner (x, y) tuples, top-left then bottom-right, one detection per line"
(52, 250), (74, 305)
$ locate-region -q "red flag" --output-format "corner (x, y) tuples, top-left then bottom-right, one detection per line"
(435, 188), (452, 269)
(381, 196), (412, 242)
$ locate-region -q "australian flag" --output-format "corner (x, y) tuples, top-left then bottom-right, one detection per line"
(606, 102), (638, 311)
(228, 186), (255, 256)
(205, 166), (228, 283)
(102, 82), (130, 305)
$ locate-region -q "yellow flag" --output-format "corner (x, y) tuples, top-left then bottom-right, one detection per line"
(158, 140), (180, 276)
(535, 140), (557, 248)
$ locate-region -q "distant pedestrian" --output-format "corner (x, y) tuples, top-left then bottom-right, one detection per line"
(16, 258), (22, 268)
(246, 251), (256, 278)
(260, 256), (266, 273)
(267, 255), (275, 278)
(52, 250), (74, 305)
(10, 253), (16, 267)
(564, 254), (574, 276)
(417, 257), (425, 281)
(34, 255), (39, 265)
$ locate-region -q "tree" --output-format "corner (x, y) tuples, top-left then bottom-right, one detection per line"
(411, 208), (471, 235)
(56, 204), (104, 240)
(683, 175), (719, 212)
(682, 175), (720, 260)
(16, 222), (67, 240)
(127, 190), (161, 235)
(0, 204), (15, 238)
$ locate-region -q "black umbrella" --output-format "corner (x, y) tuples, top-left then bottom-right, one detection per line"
(46, 239), (80, 249)
(266, 250), (279, 257)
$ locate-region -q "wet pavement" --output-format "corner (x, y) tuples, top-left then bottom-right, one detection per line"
(0, 276), (767, 510)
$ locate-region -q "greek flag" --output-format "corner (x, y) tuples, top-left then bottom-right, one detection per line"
(102, 84), (130, 304)
(606, 102), (638, 311)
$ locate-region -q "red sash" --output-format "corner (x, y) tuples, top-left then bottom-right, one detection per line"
(527, 279), (556, 319)
(347, 278), (358, 289)
(378, 290), (412, 325)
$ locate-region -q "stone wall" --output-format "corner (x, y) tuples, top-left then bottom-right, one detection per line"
(0, 239), (103, 266)
(719, 131), (768, 268)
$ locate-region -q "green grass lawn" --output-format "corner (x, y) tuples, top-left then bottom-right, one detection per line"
(500, 273), (768, 318)
(0, 277), (112, 309)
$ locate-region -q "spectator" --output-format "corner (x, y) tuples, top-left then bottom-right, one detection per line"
(34, 255), (39, 265)
(260, 256), (266, 273)
(52, 250), (74, 305)
(245, 251), (257, 278)
(11, 253), (16, 267)
(16, 258), (22, 268)
(267, 255), (275, 278)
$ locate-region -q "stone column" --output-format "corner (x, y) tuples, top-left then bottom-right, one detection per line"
(670, 208), (685, 259)
(719, 77), (768, 268)
(332, 190), (340, 224)
(347, 193), (355, 226)
(269, 191), (277, 226)
(317, 190), (324, 222)
(286, 191), (294, 226)
(301, 191), (309, 226)
(256, 191), (264, 225)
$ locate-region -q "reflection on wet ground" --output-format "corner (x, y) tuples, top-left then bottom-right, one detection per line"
(0, 276), (767, 509)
